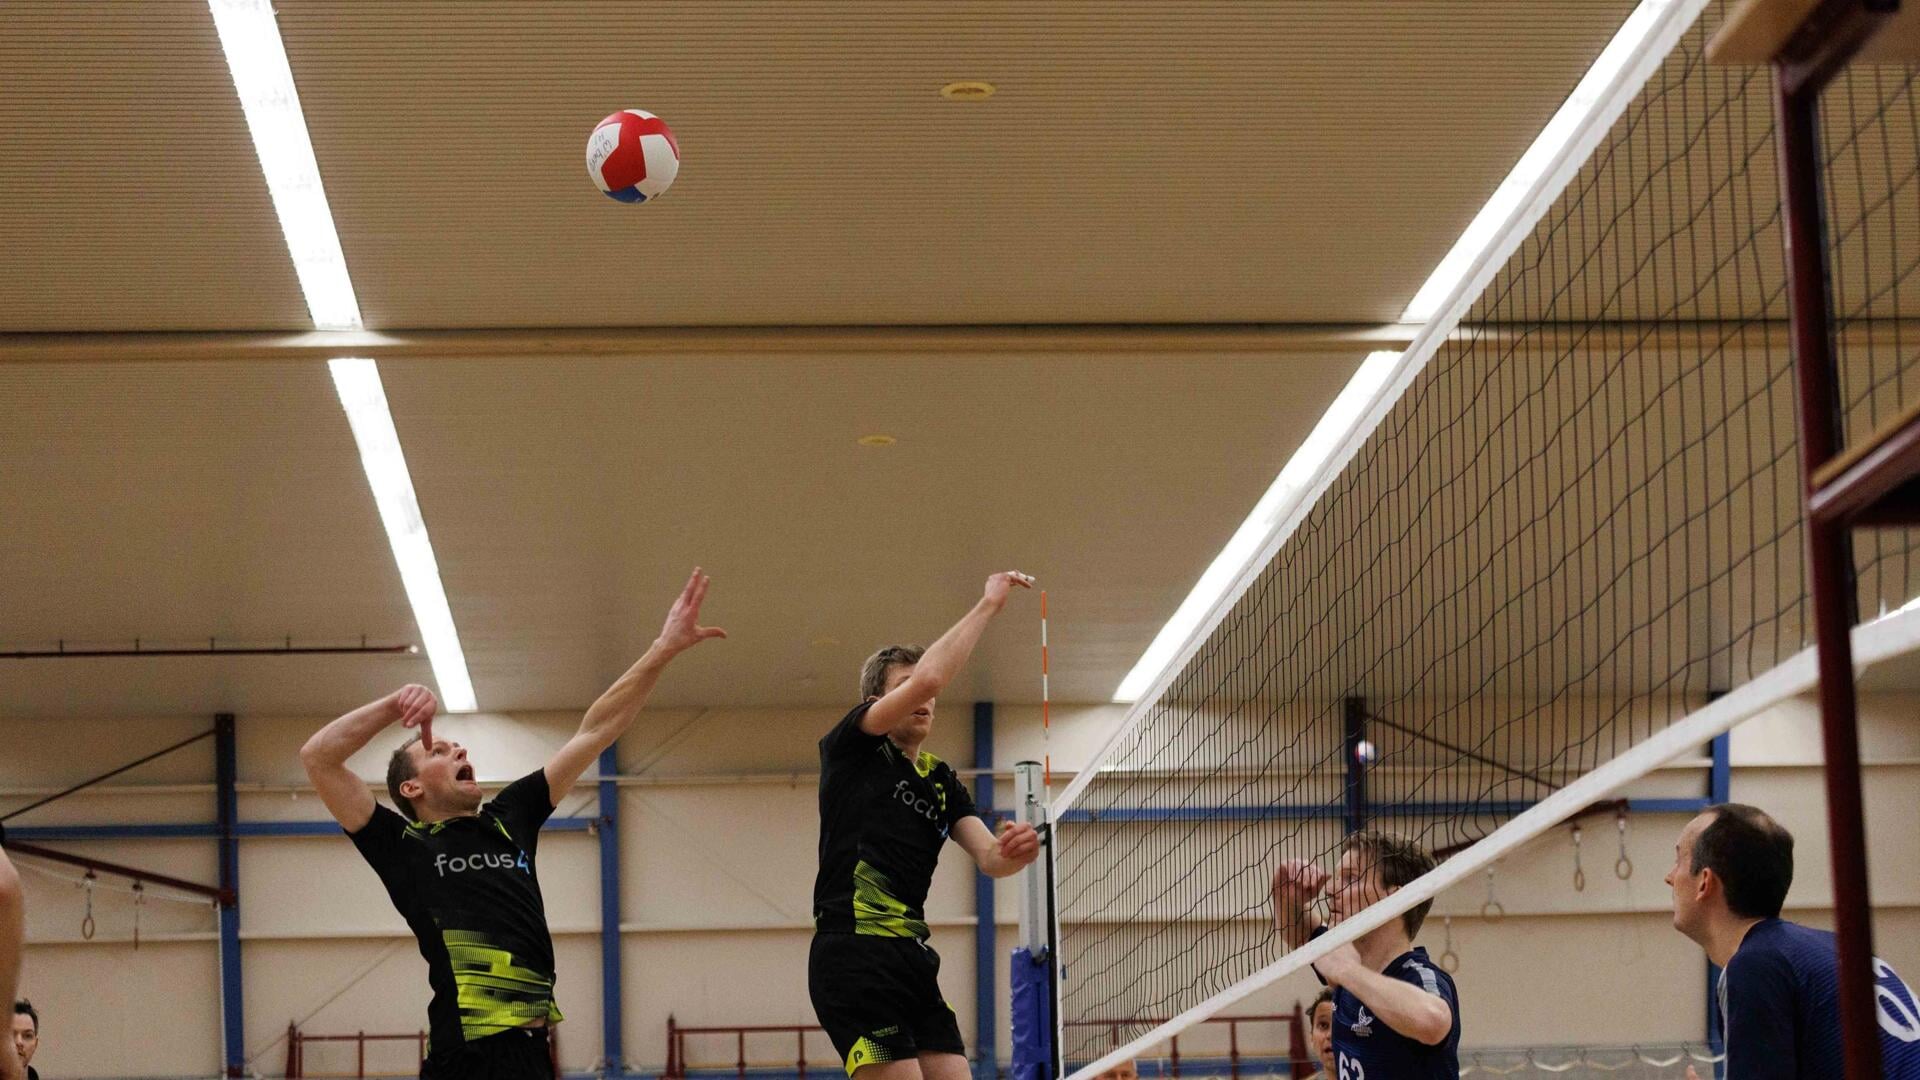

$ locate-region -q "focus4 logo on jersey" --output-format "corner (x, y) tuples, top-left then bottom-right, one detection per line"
(433, 850), (531, 878)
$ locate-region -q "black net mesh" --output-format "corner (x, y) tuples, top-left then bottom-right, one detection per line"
(1051, 5), (1920, 1069)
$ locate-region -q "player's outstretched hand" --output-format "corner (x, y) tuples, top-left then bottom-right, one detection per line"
(657, 567), (728, 656)
(996, 820), (1042, 869)
(1685, 1068), (1701, 1080)
(983, 571), (1035, 611)
(391, 684), (438, 748)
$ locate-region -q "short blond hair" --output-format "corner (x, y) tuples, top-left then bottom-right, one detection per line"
(859, 644), (925, 700)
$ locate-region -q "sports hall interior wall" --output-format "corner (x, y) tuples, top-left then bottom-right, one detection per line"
(0, 695), (1912, 1078)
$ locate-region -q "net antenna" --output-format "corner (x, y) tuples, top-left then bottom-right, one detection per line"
(1044, 0), (1920, 1074)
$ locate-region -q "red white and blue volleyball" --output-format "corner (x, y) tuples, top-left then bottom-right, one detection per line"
(586, 109), (679, 203)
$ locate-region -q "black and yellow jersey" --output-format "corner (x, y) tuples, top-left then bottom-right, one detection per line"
(812, 702), (980, 939)
(348, 768), (563, 1054)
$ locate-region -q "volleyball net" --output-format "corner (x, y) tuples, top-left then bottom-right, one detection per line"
(1039, 1), (1920, 1074)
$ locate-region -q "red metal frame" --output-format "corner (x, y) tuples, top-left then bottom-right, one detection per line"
(666, 1017), (833, 1080)
(1768, 1), (1905, 1076)
(1063, 1011), (1313, 1080)
(284, 1023), (559, 1078)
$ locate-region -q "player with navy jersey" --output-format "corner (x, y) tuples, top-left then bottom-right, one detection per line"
(1665, 803), (1920, 1079)
(1272, 831), (1462, 1080)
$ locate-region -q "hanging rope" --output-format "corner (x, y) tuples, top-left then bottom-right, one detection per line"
(1438, 915), (1460, 972)
(1572, 823), (1586, 891)
(80, 870), (96, 941)
(1614, 808), (1634, 880)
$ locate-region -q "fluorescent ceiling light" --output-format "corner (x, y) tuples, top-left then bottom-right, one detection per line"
(1399, 0), (1679, 323)
(329, 360), (478, 713)
(208, 0), (361, 330)
(1114, 351), (1403, 703)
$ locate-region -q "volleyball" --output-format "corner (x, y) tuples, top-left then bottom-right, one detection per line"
(1354, 739), (1377, 765)
(586, 109), (680, 203)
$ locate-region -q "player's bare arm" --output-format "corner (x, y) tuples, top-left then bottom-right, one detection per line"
(954, 817), (1042, 879)
(301, 684), (439, 832)
(1314, 945), (1454, 1046)
(545, 568), (726, 804)
(862, 572), (1033, 737)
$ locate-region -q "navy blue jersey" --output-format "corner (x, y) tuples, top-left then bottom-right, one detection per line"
(1329, 946), (1462, 1080)
(1718, 918), (1920, 1079)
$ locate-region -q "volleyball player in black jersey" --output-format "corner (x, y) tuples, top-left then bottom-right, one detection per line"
(810, 571), (1042, 1080)
(302, 569), (724, 1080)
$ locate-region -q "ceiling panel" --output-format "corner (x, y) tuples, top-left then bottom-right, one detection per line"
(0, 1), (310, 331)
(380, 349), (1367, 709)
(281, 0), (1640, 329)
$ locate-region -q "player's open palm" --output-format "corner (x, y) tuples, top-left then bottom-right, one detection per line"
(657, 567), (727, 655)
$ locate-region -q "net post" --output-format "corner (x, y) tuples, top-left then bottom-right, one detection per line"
(1011, 761), (1057, 1080)
(1771, 15), (1886, 1075)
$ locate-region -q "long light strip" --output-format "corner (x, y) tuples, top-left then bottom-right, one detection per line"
(208, 0), (361, 330)
(1114, 351), (1402, 702)
(1400, 0), (1681, 323)
(212, 0), (476, 710)
(328, 360), (477, 712)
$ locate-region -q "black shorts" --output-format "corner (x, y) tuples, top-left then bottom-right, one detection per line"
(420, 1026), (552, 1080)
(809, 933), (967, 1073)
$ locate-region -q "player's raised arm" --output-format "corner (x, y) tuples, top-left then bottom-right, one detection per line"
(1271, 859), (1328, 949)
(0, 851), (26, 1080)
(301, 685), (437, 832)
(862, 571), (1033, 737)
(544, 567), (726, 804)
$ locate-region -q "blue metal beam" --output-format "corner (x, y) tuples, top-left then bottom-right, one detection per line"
(1706, 732), (1731, 1074)
(215, 714), (245, 1079)
(972, 702), (997, 1080)
(1344, 696), (1368, 834)
(598, 746), (625, 1074)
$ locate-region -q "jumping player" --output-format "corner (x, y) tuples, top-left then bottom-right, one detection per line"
(302, 569), (724, 1079)
(1271, 831), (1462, 1079)
(1666, 803), (1920, 1079)
(810, 570), (1042, 1080)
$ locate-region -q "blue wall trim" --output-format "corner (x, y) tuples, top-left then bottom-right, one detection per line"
(973, 702), (997, 1080)
(1706, 732), (1731, 1072)
(599, 746), (626, 1072)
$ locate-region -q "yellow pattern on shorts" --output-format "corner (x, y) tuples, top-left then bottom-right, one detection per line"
(846, 1035), (898, 1075)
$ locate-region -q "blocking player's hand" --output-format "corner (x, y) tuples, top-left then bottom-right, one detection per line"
(1272, 858), (1329, 909)
(996, 820), (1041, 869)
(983, 570), (1035, 612)
(656, 567), (728, 656)
(391, 684), (438, 748)
(1314, 940), (1364, 988)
